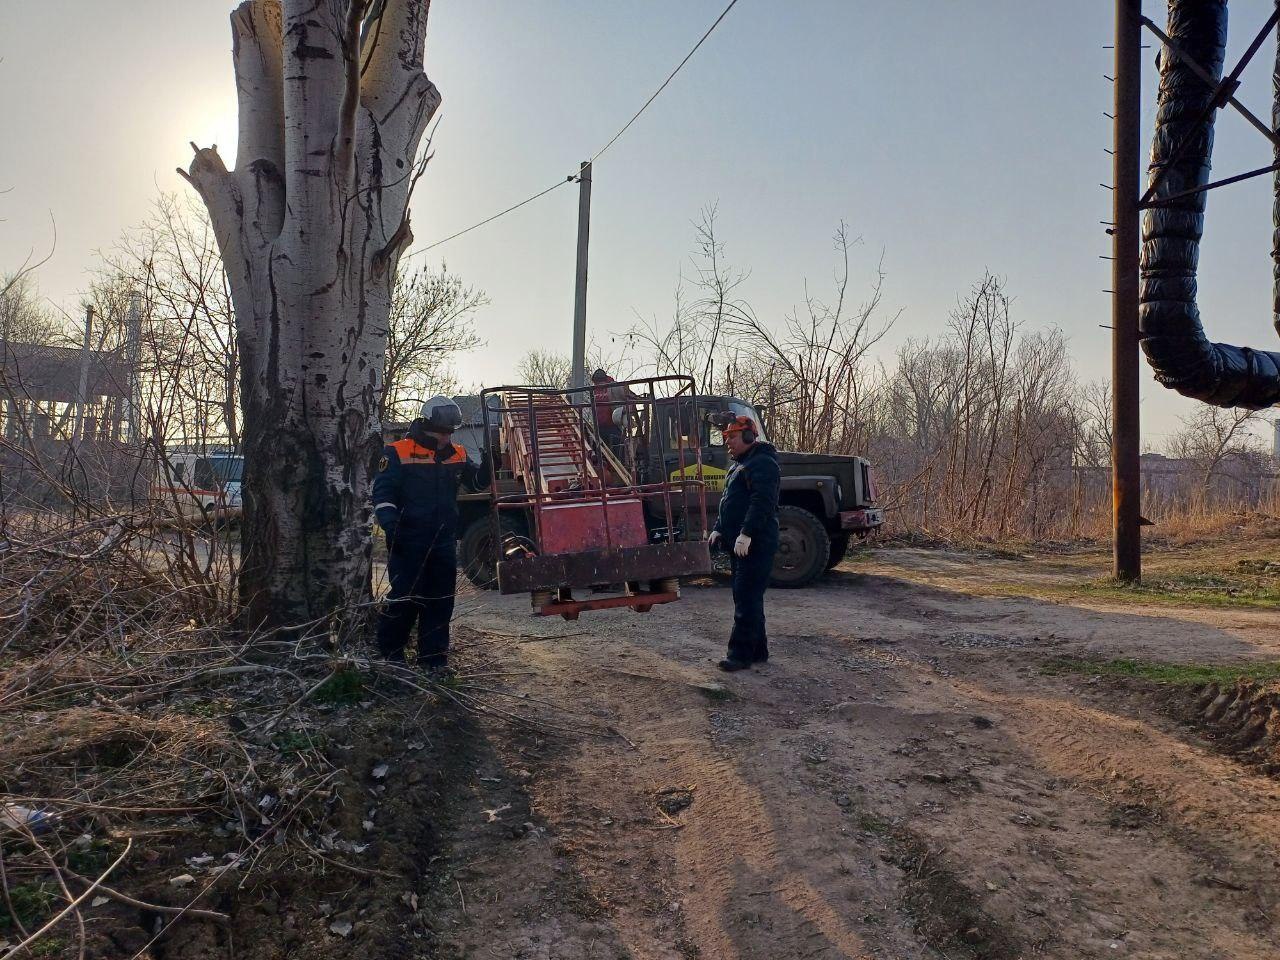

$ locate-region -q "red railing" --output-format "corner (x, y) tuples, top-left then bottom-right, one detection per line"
(479, 375), (710, 558)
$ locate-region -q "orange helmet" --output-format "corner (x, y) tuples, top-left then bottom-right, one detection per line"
(721, 415), (757, 437)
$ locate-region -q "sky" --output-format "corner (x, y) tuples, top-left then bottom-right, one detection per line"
(4, 0), (1280, 447)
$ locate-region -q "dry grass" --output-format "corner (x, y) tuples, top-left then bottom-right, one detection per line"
(0, 506), (606, 957)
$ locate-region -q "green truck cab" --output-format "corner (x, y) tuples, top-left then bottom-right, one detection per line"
(432, 393), (883, 590)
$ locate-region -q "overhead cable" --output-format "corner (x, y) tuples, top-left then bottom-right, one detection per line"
(405, 0), (744, 258)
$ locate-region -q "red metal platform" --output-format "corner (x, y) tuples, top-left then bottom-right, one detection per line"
(482, 378), (712, 619)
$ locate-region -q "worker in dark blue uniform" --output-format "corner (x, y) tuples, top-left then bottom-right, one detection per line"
(707, 414), (780, 672)
(373, 396), (490, 674)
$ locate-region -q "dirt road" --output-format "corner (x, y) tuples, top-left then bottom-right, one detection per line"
(413, 547), (1280, 960)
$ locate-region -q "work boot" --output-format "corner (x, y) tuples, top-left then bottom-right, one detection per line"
(718, 658), (751, 673)
(418, 656), (454, 680)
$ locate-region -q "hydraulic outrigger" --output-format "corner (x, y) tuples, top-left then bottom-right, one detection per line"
(480, 375), (713, 620)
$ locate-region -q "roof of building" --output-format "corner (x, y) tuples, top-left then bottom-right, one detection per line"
(0, 340), (132, 402)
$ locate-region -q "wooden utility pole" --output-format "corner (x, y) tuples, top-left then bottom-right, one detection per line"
(1112, 0), (1143, 582)
(570, 161), (593, 390)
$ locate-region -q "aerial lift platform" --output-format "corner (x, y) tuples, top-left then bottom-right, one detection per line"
(480, 376), (712, 619)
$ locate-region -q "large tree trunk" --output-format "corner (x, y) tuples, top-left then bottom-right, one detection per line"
(182, 0), (440, 630)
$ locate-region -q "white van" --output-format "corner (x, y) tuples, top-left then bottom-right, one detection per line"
(152, 452), (244, 520)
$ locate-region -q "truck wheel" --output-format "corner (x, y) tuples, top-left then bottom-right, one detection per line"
(771, 505), (831, 589)
(826, 534), (851, 571)
(458, 516), (520, 590)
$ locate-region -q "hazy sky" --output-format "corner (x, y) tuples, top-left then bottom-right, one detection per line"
(4, 0), (1280, 443)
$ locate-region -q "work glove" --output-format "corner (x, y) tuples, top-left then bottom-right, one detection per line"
(707, 530), (722, 550)
(734, 534), (752, 557)
(382, 522), (399, 549)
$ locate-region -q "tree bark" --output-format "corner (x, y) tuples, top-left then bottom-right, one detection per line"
(183, 0), (440, 630)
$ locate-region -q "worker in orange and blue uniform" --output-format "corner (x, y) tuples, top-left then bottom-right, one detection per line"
(707, 414), (780, 672)
(373, 396), (490, 674)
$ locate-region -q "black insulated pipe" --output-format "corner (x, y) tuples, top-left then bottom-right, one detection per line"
(1273, 12), (1280, 339)
(1140, 0), (1280, 408)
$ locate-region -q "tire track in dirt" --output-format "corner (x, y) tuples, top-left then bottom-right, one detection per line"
(512, 641), (886, 960)
(917, 672), (1280, 957)
(440, 550), (1280, 959)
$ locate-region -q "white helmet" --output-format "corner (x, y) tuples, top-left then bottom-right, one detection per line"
(419, 395), (463, 432)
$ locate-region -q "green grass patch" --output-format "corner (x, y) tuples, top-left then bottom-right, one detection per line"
(0, 881), (58, 931)
(184, 696), (235, 719)
(693, 681), (734, 702)
(1076, 573), (1280, 610)
(1043, 656), (1280, 687)
(29, 937), (65, 957)
(314, 667), (365, 706)
(273, 729), (327, 755)
(66, 838), (117, 875)
(856, 812), (891, 835)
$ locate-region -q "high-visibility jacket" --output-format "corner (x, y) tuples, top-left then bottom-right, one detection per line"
(372, 434), (487, 539)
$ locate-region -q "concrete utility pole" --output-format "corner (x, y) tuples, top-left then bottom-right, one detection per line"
(570, 161), (593, 390)
(72, 305), (94, 446)
(124, 291), (142, 444)
(1111, 0), (1143, 582)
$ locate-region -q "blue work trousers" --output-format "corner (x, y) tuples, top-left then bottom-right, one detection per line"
(728, 539), (778, 663)
(377, 534), (457, 666)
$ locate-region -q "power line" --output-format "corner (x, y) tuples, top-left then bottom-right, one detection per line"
(590, 0), (742, 163)
(404, 0), (743, 259)
(407, 177), (573, 257)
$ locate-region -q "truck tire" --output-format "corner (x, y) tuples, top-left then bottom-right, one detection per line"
(458, 515), (522, 590)
(771, 505), (831, 589)
(826, 534), (851, 571)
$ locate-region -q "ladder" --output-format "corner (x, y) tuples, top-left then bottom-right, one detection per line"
(501, 391), (628, 494)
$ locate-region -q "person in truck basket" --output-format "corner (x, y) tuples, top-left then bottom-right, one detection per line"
(707, 413), (780, 672)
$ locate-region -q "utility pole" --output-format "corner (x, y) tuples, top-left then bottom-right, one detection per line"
(72, 305), (94, 446)
(1112, 0), (1142, 582)
(125, 291), (143, 444)
(570, 161), (592, 390)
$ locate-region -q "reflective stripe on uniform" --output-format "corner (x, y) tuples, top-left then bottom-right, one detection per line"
(374, 502), (399, 512)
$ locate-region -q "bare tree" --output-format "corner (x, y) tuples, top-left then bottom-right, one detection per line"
(0, 273), (62, 344)
(725, 224), (897, 455)
(94, 193), (239, 448)
(1072, 379), (1113, 470)
(1166, 405), (1266, 493)
(181, 0), (441, 629)
(514, 346), (632, 389)
(0, 213), (57, 302)
(380, 264), (484, 419)
(627, 206), (750, 389)
(516, 350), (572, 388)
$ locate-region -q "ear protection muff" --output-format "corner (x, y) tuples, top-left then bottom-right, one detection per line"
(714, 412), (758, 444)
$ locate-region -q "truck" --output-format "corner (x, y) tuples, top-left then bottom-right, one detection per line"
(431, 388), (884, 591)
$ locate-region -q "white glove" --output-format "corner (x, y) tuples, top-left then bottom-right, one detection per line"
(707, 530), (722, 549)
(734, 534), (752, 557)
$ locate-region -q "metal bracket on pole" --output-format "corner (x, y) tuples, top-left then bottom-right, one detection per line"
(1138, 9), (1280, 208)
